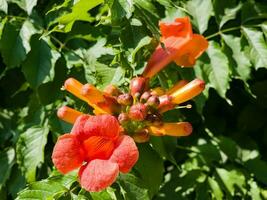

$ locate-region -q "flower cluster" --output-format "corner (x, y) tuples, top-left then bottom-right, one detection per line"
(52, 17), (208, 192)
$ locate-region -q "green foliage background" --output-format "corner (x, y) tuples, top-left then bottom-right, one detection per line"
(0, 0), (267, 199)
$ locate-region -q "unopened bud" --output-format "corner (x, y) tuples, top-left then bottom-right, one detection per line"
(130, 77), (149, 97)
(147, 95), (160, 108)
(118, 113), (129, 124)
(134, 92), (141, 100)
(57, 106), (83, 124)
(103, 84), (122, 97)
(146, 113), (162, 126)
(158, 95), (175, 113)
(170, 79), (205, 104)
(117, 93), (133, 106)
(140, 91), (151, 103)
(129, 103), (148, 121)
(132, 129), (150, 143)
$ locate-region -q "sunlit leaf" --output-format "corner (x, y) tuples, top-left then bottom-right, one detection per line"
(0, 148), (15, 189)
(186, 0), (213, 33)
(222, 34), (251, 81)
(22, 35), (60, 88)
(206, 41), (230, 98)
(216, 168), (246, 196)
(10, 0), (37, 15)
(16, 126), (49, 182)
(242, 27), (267, 69)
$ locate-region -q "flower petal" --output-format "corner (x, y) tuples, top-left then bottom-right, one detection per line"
(79, 160), (119, 192)
(159, 17), (192, 39)
(52, 134), (85, 174)
(174, 34), (209, 67)
(71, 114), (91, 141)
(83, 115), (120, 139)
(110, 135), (139, 173)
(142, 36), (192, 78)
(83, 136), (115, 160)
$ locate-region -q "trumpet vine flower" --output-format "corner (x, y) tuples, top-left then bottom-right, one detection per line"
(142, 17), (208, 78)
(52, 114), (139, 192)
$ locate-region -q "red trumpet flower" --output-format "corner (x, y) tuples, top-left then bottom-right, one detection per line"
(52, 114), (139, 192)
(142, 17), (208, 78)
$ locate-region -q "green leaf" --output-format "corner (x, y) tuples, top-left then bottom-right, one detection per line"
(10, 0), (37, 15)
(95, 63), (124, 89)
(242, 27), (267, 69)
(135, 143), (164, 198)
(53, 0), (103, 32)
(216, 168), (246, 196)
(217, 136), (238, 161)
(241, 1), (267, 23)
(89, 189), (114, 200)
(222, 34), (251, 81)
(6, 166), (26, 199)
(22, 36), (60, 88)
(0, 20), (38, 68)
(186, 0), (213, 33)
(0, 148), (15, 189)
(108, 0), (134, 22)
(118, 173), (150, 200)
(245, 159), (267, 185)
(206, 41), (230, 98)
(150, 136), (177, 165)
(16, 126), (49, 182)
(213, 0), (242, 28)
(208, 177), (223, 200)
(0, 0), (8, 13)
(249, 180), (262, 200)
(134, 0), (160, 40)
(16, 179), (68, 200)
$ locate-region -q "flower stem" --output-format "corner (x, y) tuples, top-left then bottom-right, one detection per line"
(205, 26), (242, 40)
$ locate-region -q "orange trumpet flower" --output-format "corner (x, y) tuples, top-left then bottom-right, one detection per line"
(142, 17), (208, 78)
(57, 106), (84, 124)
(169, 78), (205, 105)
(148, 122), (192, 137)
(158, 78), (205, 113)
(166, 80), (189, 95)
(64, 78), (119, 114)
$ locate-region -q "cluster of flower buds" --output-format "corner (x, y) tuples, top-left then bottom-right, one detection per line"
(58, 76), (205, 143)
(53, 16), (208, 192)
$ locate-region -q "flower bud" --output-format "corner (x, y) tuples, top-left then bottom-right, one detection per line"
(103, 84), (122, 97)
(117, 93), (133, 106)
(140, 91), (151, 103)
(118, 113), (130, 124)
(158, 95), (175, 113)
(64, 78), (87, 102)
(148, 122), (193, 137)
(170, 78), (205, 104)
(147, 95), (160, 108)
(57, 106), (83, 124)
(146, 113), (162, 126)
(129, 103), (147, 121)
(96, 95), (121, 115)
(81, 84), (105, 104)
(132, 129), (150, 143)
(130, 77), (149, 97)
